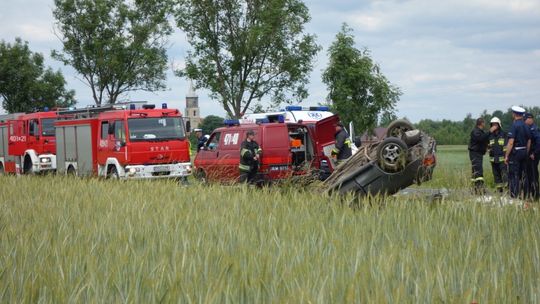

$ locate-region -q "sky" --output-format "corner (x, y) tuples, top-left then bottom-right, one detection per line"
(1, 0), (539, 122)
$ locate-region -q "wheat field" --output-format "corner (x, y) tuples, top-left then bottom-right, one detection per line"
(1, 146), (539, 303)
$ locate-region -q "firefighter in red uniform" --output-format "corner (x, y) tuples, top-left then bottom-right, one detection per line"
(239, 130), (262, 183)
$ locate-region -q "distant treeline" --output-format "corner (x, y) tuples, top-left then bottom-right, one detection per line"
(414, 107), (540, 145)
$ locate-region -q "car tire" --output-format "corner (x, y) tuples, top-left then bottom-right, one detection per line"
(107, 166), (119, 179)
(386, 119), (414, 139)
(403, 129), (421, 146)
(195, 169), (207, 184)
(377, 137), (408, 173)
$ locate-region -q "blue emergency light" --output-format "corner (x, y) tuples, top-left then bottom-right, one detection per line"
(224, 119), (240, 126)
(43, 107), (49, 112)
(313, 106), (329, 111)
(285, 106), (302, 111)
(162, 103), (167, 109)
(129, 104), (136, 110)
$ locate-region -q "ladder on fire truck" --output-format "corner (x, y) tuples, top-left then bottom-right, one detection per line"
(57, 101), (151, 118)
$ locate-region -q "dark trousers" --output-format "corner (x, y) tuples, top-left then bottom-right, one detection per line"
(508, 149), (527, 198)
(491, 161), (508, 192)
(239, 167), (258, 184)
(469, 151), (484, 194)
(526, 156), (539, 200)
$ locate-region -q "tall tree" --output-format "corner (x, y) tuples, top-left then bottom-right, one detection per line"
(0, 38), (75, 113)
(175, 0), (320, 118)
(322, 24), (401, 133)
(52, 0), (172, 106)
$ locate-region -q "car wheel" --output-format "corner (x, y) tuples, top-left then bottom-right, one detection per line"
(196, 169), (207, 184)
(403, 129), (421, 146)
(386, 119), (414, 139)
(107, 166), (119, 179)
(377, 137), (408, 173)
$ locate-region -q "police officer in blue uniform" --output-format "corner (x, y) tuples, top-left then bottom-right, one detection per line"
(524, 113), (540, 199)
(194, 129), (206, 152)
(505, 106), (532, 199)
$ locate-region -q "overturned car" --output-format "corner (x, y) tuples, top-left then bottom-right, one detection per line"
(324, 120), (437, 196)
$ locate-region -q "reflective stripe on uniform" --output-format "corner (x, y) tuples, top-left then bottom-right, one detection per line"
(498, 138), (504, 146)
(239, 163), (251, 171)
(471, 177), (484, 182)
(344, 139), (351, 147)
(257, 148), (262, 154)
(241, 148), (251, 157)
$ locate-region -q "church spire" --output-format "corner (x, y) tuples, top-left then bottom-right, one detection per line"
(187, 80), (198, 98)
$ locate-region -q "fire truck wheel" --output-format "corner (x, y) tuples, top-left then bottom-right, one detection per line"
(67, 166), (76, 176)
(23, 155), (33, 175)
(107, 166), (119, 179)
(386, 119), (414, 139)
(377, 137), (408, 173)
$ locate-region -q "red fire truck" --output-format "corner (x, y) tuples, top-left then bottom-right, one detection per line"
(194, 115), (338, 183)
(0, 111), (58, 174)
(54, 103), (192, 179)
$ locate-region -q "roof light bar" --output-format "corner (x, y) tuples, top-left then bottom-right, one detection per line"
(284, 106), (329, 111)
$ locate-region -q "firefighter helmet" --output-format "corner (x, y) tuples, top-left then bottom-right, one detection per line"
(490, 117), (502, 128)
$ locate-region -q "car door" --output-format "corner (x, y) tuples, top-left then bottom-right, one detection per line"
(312, 114), (340, 169)
(219, 130), (243, 182)
(195, 131), (221, 181)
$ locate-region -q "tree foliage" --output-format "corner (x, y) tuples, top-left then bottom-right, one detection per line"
(199, 115), (224, 135)
(0, 38), (75, 113)
(323, 24), (401, 134)
(52, 0), (172, 106)
(175, 0), (321, 118)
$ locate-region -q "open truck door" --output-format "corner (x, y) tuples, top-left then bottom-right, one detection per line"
(313, 114), (339, 170)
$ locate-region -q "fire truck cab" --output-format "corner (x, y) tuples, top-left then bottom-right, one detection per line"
(194, 114), (339, 183)
(55, 103), (192, 179)
(0, 111), (57, 174)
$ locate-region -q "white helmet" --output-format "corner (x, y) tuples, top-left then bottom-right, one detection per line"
(490, 117), (502, 128)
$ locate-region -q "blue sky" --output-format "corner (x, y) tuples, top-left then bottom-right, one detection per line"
(1, 0), (539, 122)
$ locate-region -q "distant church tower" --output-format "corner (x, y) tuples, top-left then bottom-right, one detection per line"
(185, 81), (201, 132)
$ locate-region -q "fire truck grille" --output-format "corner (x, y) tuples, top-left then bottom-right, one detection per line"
(151, 171), (171, 177)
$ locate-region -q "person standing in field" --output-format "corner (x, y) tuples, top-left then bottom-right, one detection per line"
(331, 121), (352, 164)
(239, 130), (262, 184)
(524, 113), (540, 200)
(487, 117), (508, 193)
(505, 106), (531, 199)
(468, 117), (495, 194)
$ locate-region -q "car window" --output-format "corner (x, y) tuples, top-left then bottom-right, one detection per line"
(114, 121), (126, 142)
(207, 132), (221, 150)
(101, 122), (109, 139)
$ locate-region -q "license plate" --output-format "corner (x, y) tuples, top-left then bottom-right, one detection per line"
(153, 165), (170, 172)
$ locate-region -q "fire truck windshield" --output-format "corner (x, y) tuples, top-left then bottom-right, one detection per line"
(41, 118), (56, 136)
(128, 117), (185, 141)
